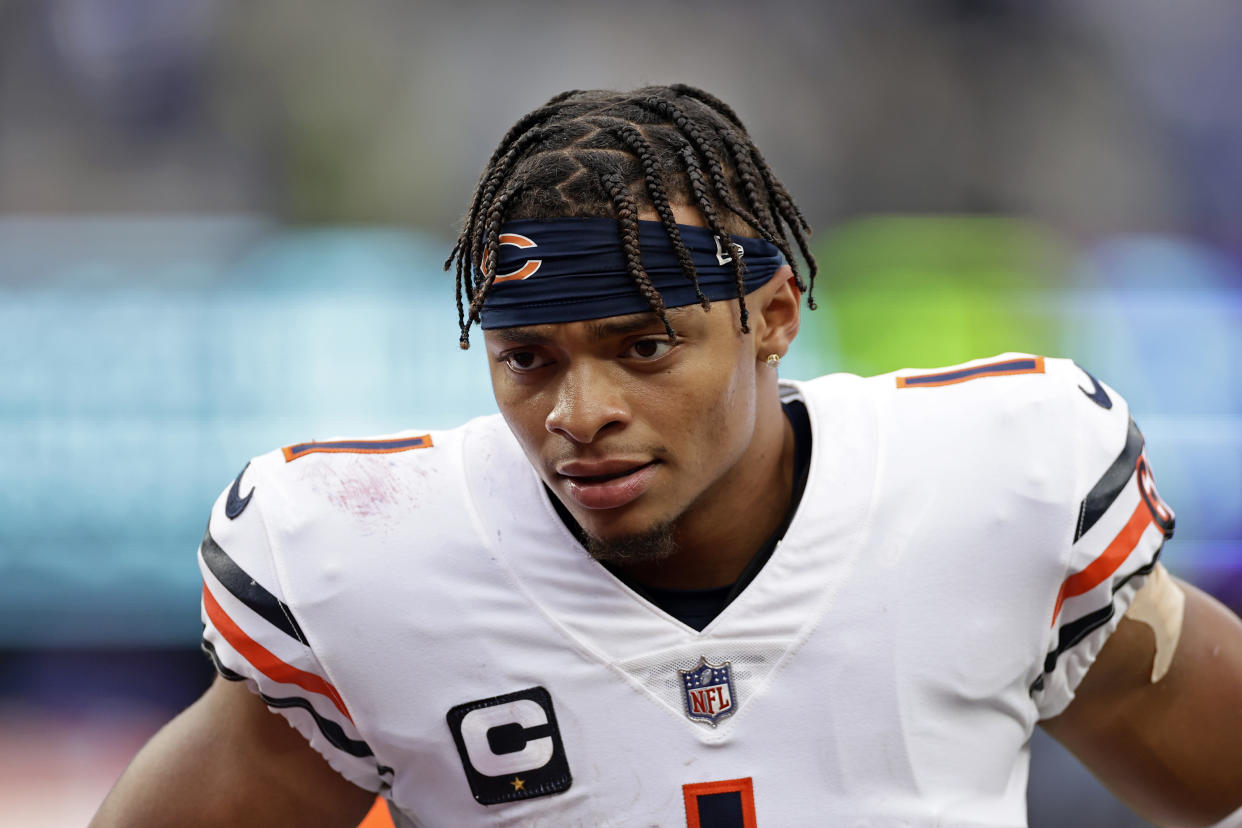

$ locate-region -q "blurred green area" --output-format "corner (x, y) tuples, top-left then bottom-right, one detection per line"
(806, 216), (1070, 376)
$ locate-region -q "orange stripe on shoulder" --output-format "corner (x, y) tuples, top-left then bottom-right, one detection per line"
(1050, 500), (1154, 627)
(203, 584), (353, 722)
(897, 356), (1045, 389)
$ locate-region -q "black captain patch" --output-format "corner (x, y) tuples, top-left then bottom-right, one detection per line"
(446, 686), (571, 805)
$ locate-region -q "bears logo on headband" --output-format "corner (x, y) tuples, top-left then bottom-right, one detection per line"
(491, 234), (542, 283)
(478, 218), (784, 329)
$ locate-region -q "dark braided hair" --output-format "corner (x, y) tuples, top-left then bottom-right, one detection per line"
(446, 85), (817, 348)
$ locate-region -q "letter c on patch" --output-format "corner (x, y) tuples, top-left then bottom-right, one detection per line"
(459, 699), (553, 776)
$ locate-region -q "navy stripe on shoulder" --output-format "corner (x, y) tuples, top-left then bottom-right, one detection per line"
(1075, 417), (1144, 543)
(1030, 551), (1160, 695)
(259, 693), (377, 759)
(200, 529), (308, 645)
(201, 638), (244, 681)
(261, 694), (394, 776)
(201, 639), (390, 775)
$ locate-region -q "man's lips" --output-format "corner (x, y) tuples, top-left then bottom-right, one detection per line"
(555, 460), (659, 510)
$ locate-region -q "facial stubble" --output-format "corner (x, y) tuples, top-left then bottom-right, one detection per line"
(584, 520), (679, 566)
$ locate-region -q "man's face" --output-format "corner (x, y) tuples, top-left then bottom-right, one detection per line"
(484, 302), (760, 552)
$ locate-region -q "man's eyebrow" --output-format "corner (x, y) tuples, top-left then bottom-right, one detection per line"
(584, 313), (667, 340)
(586, 308), (697, 340)
(488, 327), (551, 346)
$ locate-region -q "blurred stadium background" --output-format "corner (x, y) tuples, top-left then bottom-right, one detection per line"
(1, 1), (1240, 825)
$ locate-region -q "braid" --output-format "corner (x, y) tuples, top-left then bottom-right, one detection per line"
(465, 123), (561, 292)
(543, 89), (582, 106)
(599, 172), (674, 340)
(463, 179), (525, 341)
(666, 84), (818, 307)
(446, 85), (816, 346)
(637, 96), (798, 291)
(726, 135), (774, 230)
(590, 117), (709, 311)
(454, 251), (467, 344)
(675, 142), (749, 331)
(713, 125), (806, 292)
(668, 83), (747, 131)
(637, 97), (766, 236)
(446, 100), (577, 272)
(731, 137), (818, 308)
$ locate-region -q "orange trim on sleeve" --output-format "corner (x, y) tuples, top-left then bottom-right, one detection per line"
(282, 435), (434, 462)
(203, 583), (353, 722)
(896, 356), (1045, 388)
(1051, 500), (1155, 627)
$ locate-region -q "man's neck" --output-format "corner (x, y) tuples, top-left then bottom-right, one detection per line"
(614, 394), (798, 590)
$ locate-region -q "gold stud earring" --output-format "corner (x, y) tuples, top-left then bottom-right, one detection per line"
(766, 353), (781, 368)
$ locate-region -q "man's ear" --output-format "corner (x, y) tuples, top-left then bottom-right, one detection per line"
(752, 266), (801, 361)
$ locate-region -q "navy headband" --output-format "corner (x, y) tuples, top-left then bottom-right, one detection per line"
(477, 217), (785, 329)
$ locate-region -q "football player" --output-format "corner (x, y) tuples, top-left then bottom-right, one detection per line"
(93, 86), (1242, 827)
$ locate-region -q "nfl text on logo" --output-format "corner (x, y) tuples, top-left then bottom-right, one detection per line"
(678, 657), (737, 727)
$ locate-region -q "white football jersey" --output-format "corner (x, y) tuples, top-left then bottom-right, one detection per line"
(199, 354), (1173, 827)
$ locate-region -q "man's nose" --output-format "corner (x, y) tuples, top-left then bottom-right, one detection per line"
(544, 360), (629, 444)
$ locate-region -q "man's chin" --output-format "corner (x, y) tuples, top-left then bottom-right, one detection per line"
(584, 521), (678, 566)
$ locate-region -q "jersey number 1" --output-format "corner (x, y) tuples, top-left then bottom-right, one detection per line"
(683, 777), (757, 828)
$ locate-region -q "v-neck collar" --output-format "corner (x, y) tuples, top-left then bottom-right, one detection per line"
(594, 397), (814, 630)
(462, 376), (880, 665)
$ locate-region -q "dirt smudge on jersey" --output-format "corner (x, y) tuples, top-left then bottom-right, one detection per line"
(302, 457), (425, 532)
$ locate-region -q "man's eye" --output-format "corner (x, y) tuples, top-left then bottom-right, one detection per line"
(502, 351), (551, 372)
(625, 338), (674, 360)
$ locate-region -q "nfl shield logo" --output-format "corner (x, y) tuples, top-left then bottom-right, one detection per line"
(678, 657), (737, 726)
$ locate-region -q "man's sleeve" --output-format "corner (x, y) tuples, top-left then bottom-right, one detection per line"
(197, 458), (392, 792)
(1031, 363), (1176, 719)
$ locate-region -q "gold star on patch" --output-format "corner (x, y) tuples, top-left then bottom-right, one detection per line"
(510, 776), (526, 791)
